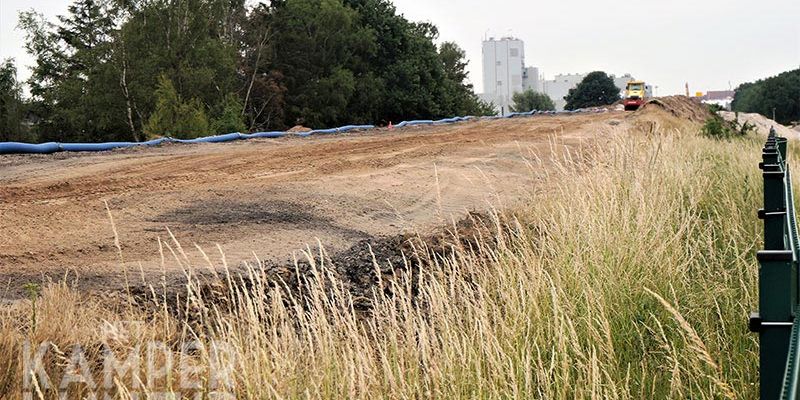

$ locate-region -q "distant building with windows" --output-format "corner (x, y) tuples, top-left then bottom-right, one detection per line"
(540, 73), (588, 111)
(480, 37), (540, 114)
(480, 37), (635, 112)
(700, 90), (735, 110)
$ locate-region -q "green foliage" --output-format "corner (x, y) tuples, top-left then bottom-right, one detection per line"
(116, 0), (242, 137)
(510, 89), (555, 112)
(17, 0), (490, 142)
(240, 3), (286, 131)
(211, 93), (247, 134)
(272, 0), (368, 127)
(0, 59), (32, 142)
(732, 68), (800, 125)
(738, 118), (756, 136)
(439, 42), (495, 116)
(701, 115), (734, 138)
(564, 71), (622, 110)
(143, 75), (210, 139)
(22, 282), (40, 334)
(706, 103), (726, 113)
(20, 1), (130, 142)
(701, 114), (754, 139)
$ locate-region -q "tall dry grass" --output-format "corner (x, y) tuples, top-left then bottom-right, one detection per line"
(0, 121), (770, 399)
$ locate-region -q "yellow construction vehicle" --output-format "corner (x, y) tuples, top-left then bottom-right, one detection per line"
(623, 80), (653, 111)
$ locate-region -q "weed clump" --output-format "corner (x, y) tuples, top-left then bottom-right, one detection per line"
(702, 112), (756, 138)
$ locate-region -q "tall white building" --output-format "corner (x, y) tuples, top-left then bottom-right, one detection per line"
(481, 37), (535, 114)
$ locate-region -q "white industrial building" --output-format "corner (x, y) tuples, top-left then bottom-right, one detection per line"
(480, 37), (541, 114)
(480, 37), (636, 112)
(540, 73), (587, 111)
(700, 90), (735, 110)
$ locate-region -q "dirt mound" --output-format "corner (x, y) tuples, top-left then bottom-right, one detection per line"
(640, 96), (711, 123)
(125, 212), (501, 316)
(719, 111), (799, 139)
(287, 125), (311, 132)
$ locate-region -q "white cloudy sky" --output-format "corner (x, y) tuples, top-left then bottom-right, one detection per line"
(2, 0), (799, 95)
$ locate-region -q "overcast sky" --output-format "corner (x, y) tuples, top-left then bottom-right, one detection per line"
(2, 0), (799, 95)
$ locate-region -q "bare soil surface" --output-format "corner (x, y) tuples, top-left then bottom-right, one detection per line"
(0, 111), (628, 299)
(719, 111), (798, 138)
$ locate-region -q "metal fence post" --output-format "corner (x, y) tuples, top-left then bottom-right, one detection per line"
(753, 131), (797, 399)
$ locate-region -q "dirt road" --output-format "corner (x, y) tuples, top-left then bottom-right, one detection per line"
(0, 112), (623, 296)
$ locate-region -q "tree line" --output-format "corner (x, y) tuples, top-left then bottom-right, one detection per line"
(732, 68), (799, 125)
(0, 0), (493, 143)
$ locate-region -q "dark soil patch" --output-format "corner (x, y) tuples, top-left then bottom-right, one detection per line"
(125, 211), (502, 319)
(150, 200), (316, 226)
(2, 211), (503, 324)
(150, 199), (369, 239)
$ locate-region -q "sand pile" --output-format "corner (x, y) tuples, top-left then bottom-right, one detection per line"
(287, 125), (311, 133)
(719, 111), (798, 139)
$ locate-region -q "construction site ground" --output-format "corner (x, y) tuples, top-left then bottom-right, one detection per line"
(0, 101), (706, 299)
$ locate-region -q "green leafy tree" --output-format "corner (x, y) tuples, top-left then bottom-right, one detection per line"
(144, 75), (210, 139)
(343, 0), (483, 122)
(20, 1), (129, 142)
(564, 71), (622, 110)
(271, 0), (374, 127)
(211, 93), (247, 134)
(382, 21), (448, 121)
(0, 59), (30, 141)
(511, 89), (555, 112)
(240, 3), (286, 131)
(732, 69), (799, 125)
(439, 42), (495, 116)
(17, 0), (499, 141)
(117, 0), (242, 136)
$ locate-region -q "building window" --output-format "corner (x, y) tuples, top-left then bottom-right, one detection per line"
(497, 81), (503, 86)
(509, 48), (519, 57)
(496, 61), (501, 66)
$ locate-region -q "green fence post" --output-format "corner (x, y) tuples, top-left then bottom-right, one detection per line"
(757, 251), (795, 399)
(761, 147), (786, 251)
(778, 136), (788, 163)
(754, 135), (797, 399)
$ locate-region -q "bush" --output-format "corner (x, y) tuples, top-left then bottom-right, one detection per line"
(701, 114), (752, 139)
(739, 120), (756, 135)
(564, 71), (621, 110)
(211, 93), (247, 134)
(510, 89), (555, 112)
(701, 116), (731, 138)
(143, 75), (210, 139)
(700, 114), (752, 139)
